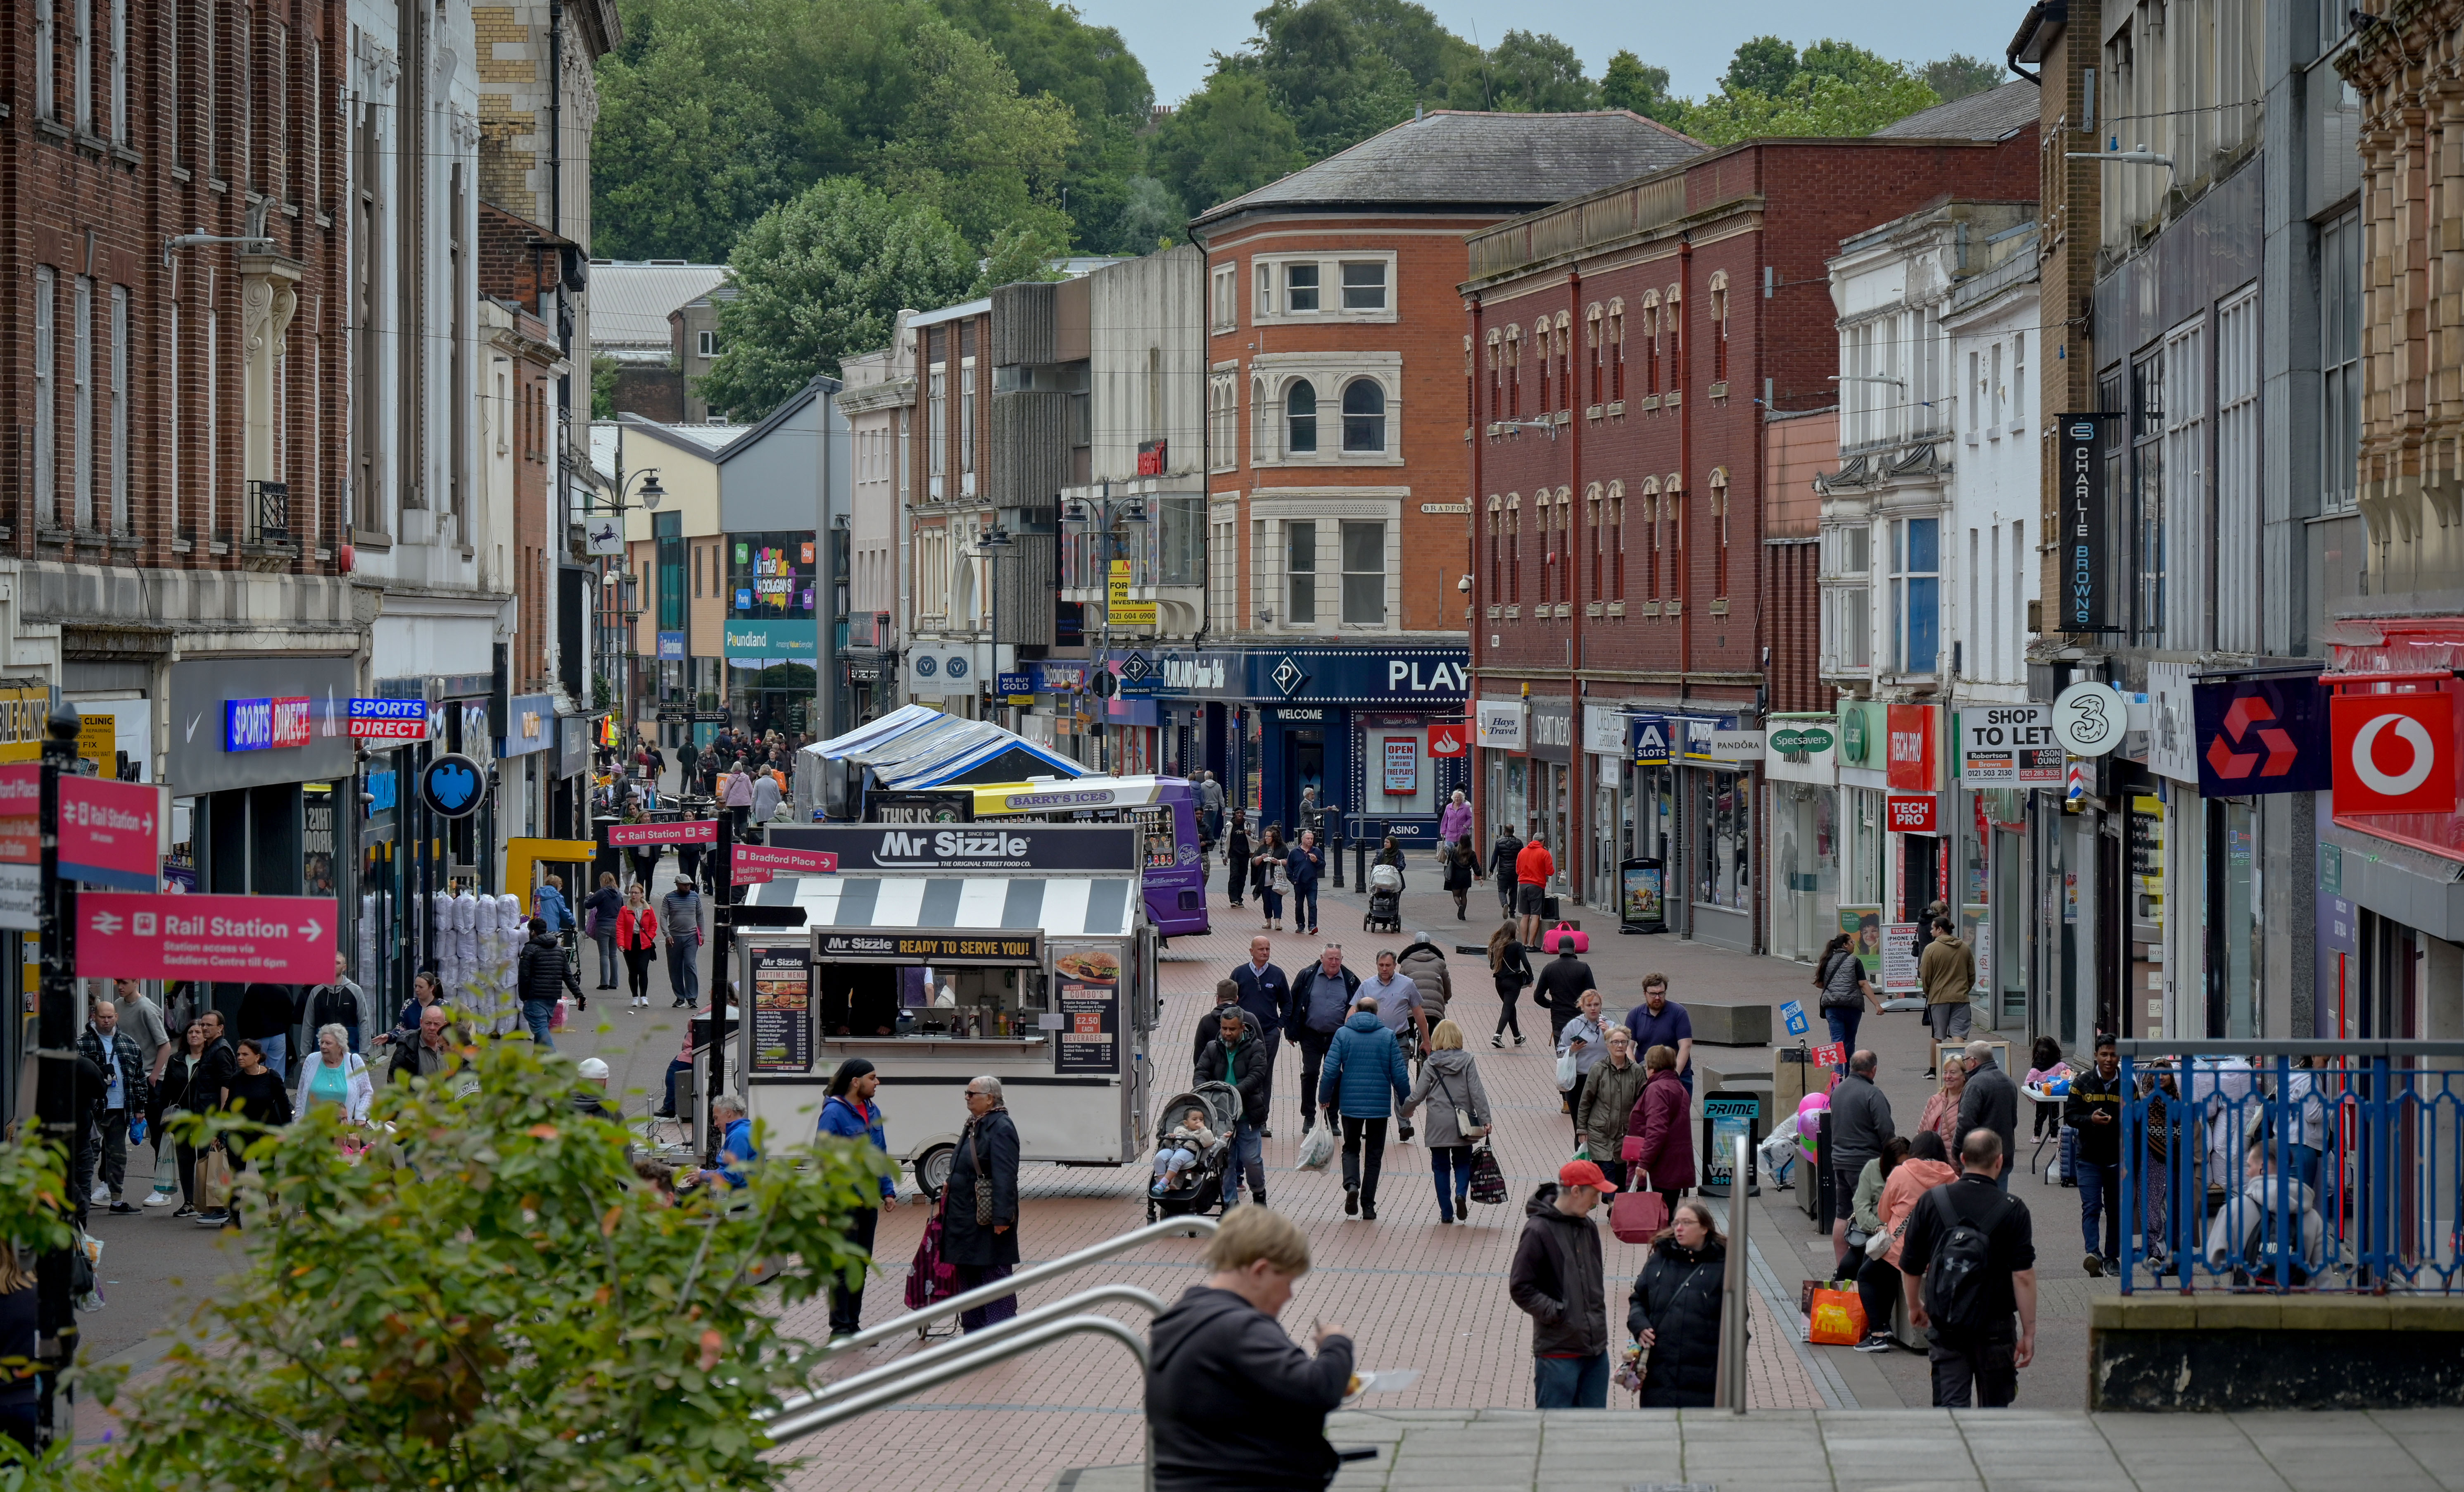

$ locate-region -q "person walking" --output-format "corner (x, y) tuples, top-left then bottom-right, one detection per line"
(1621, 972), (1694, 1092)
(817, 1059), (900, 1339)
(1623, 1045), (1694, 1217)
(1956, 1040), (2020, 1190)
(1358, 950), (1429, 1078)
(1252, 826), (1287, 931)
(1814, 932), (1876, 1073)
(515, 916), (582, 1050)
(1531, 935), (1597, 1053)
(1229, 936), (1288, 1135)
(1192, 980), (1246, 1065)
(2064, 1035), (2126, 1275)
(943, 1076), (1022, 1332)
(1827, 1049), (1897, 1278)
(1146, 1207), (1354, 1492)
(1195, 1008), (1271, 1208)
(1318, 995), (1410, 1221)
(1508, 1160), (1611, 1408)
(1394, 931), (1453, 1028)
(1373, 834), (1406, 892)
(1488, 823), (1525, 921)
(303, 954), (371, 1055)
(211, 1037), (295, 1231)
(1555, 989), (1608, 1134)
(1198, 770), (1226, 847)
(1919, 914), (1978, 1062)
(1898, 1129), (2038, 1407)
(1513, 830), (1555, 949)
(1288, 945), (1359, 1137)
(583, 872), (625, 991)
(76, 998), (150, 1214)
(1400, 1020), (1491, 1224)
(616, 883), (662, 1009)
(293, 1024), (375, 1125)
(749, 766), (783, 829)
(532, 874), (577, 942)
(1224, 821), (1251, 910)
(388, 1004), (456, 1088)
(156, 1015), (223, 1217)
(1488, 921), (1533, 1048)
(720, 757), (757, 835)
(1285, 828), (1324, 937)
(1575, 1026), (1648, 1191)
(1439, 789), (1473, 855)
(660, 876), (706, 1009)
(1853, 1130), (1957, 1351)
(1623, 1198), (1731, 1407)
(1441, 835), (1477, 921)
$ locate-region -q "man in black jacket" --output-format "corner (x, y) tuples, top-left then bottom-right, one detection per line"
(2063, 1035), (2126, 1274)
(1531, 944), (1598, 1052)
(76, 999), (152, 1214)
(1507, 1160), (1611, 1407)
(235, 980), (302, 1083)
(1957, 1040), (2021, 1190)
(1147, 1206), (1351, 1492)
(1229, 937), (1289, 1135)
(1488, 827), (1524, 919)
(1194, 1009), (1271, 1206)
(303, 951), (370, 1056)
(1191, 980), (1244, 1066)
(1286, 946), (1359, 1137)
(516, 917), (582, 1051)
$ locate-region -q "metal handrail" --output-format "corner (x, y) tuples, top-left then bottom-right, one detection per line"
(767, 1283), (1166, 1421)
(821, 1214), (1216, 1356)
(764, 1313), (1150, 1442)
(2116, 1039), (2464, 1059)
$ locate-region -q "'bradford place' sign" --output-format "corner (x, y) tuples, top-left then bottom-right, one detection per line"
(2060, 414), (2112, 632)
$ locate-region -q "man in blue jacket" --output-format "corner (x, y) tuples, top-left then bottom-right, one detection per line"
(1230, 936), (1290, 1136)
(1288, 946), (1360, 1138)
(1317, 995), (1410, 1222)
(817, 1057), (901, 1337)
(1285, 829), (1324, 936)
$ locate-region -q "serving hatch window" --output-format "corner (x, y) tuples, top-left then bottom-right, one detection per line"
(1134, 807), (1176, 871)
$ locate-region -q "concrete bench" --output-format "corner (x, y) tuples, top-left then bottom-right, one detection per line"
(1685, 997), (1770, 1047)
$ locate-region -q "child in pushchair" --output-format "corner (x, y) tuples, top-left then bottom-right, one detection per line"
(1152, 1106), (1220, 1194)
(1364, 861), (1403, 933)
(1148, 1081), (1242, 1221)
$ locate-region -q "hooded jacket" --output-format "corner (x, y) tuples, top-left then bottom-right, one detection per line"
(1394, 941), (1452, 1022)
(1401, 1046), (1491, 1148)
(1489, 830), (1524, 888)
(1292, 962), (1361, 1035)
(1317, 1011), (1410, 1118)
(1627, 1235), (1730, 1406)
(1194, 1030), (1271, 1126)
(1575, 1054), (1648, 1158)
(1919, 933), (1976, 1007)
(1624, 1068), (1697, 1190)
(516, 932), (582, 1006)
(1508, 1184), (1608, 1359)
(1146, 1285), (1352, 1492)
(1532, 952), (1597, 1017)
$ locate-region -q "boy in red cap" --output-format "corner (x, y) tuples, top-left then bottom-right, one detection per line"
(1506, 1159), (1611, 1406)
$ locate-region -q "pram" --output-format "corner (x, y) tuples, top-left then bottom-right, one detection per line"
(1146, 1080), (1243, 1222)
(1363, 861), (1403, 933)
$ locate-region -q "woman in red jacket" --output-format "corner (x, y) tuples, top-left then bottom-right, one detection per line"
(615, 883), (662, 1010)
(1624, 1044), (1695, 1216)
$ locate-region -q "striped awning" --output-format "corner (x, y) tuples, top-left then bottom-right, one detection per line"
(750, 873), (1137, 940)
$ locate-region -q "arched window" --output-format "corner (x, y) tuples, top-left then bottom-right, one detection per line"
(1252, 376), (1267, 459)
(1666, 284), (1684, 381)
(1586, 304), (1604, 407)
(1640, 291), (1661, 397)
(1537, 327), (1551, 413)
(1555, 312), (1573, 412)
(1506, 326), (1522, 418)
(1286, 379), (1318, 454)
(1586, 481), (1604, 600)
(1486, 328), (1503, 422)
(1607, 479), (1626, 599)
(1710, 466), (1730, 599)
(1641, 477), (1662, 599)
(1341, 379), (1386, 452)
(1709, 270), (1730, 383)
(1486, 493), (1502, 604)
(1505, 493), (1522, 604)
(1609, 297), (1625, 403)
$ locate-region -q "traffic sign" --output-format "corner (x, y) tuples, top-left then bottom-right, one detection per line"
(76, 892), (337, 982)
(607, 819), (720, 847)
(420, 753), (489, 819)
(733, 843), (839, 876)
(59, 776), (165, 890)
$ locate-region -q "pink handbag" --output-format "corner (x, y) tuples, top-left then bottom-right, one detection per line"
(1608, 1171), (1669, 1243)
(1541, 922), (1590, 955)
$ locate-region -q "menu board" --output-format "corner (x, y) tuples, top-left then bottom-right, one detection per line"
(1880, 922), (1923, 993)
(1052, 944), (1121, 1075)
(751, 944), (814, 1074)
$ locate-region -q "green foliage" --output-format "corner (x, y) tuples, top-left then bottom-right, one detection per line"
(1722, 35), (1801, 96)
(1601, 50), (1683, 125)
(1680, 35), (1943, 147)
(1468, 31), (1600, 113)
(1148, 71), (1308, 217)
(1920, 53), (2008, 104)
(1113, 176), (1190, 252)
(0, 1131), (77, 1256)
(973, 221), (1075, 294)
(82, 1037), (893, 1492)
(591, 353), (619, 421)
(878, 19), (1077, 247)
(696, 176), (979, 421)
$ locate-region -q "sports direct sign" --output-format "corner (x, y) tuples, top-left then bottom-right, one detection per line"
(76, 892), (337, 982)
(226, 696), (314, 752)
(348, 697), (430, 741)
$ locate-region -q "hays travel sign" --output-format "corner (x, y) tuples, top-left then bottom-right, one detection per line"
(1141, 648), (1470, 704)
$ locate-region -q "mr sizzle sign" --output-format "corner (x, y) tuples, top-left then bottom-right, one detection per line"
(348, 697), (430, 742)
(769, 823), (1141, 874)
(2059, 413), (2116, 632)
(813, 930), (1042, 965)
(1959, 705), (2062, 787)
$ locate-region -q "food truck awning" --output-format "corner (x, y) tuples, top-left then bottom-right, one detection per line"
(749, 871), (1139, 939)
(803, 705), (1088, 789)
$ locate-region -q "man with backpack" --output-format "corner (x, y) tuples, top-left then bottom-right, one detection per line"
(1898, 1128), (2037, 1408)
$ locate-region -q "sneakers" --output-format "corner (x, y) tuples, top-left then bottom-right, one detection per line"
(1854, 1332), (1895, 1353)
(2083, 1253), (2104, 1278)
(142, 1191), (175, 1208)
(89, 1184), (111, 1204)
(1492, 1035), (1504, 1048)
(109, 1202), (140, 1215)
(1344, 1187), (1359, 1216)
(191, 1209), (230, 1226)
(172, 1204), (197, 1218)
(1396, 1121), (1415, 1142)
(1438, 1212), (1454, 1225)
(1515, 1035), (1527, 1047)
(1360, 1204), (1377, 1221)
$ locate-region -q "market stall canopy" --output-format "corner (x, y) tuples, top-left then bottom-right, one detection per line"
(749, 871), (1137, 939)
(802, 704), (1088, 790)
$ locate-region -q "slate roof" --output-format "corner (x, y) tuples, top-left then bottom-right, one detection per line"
(1191, 109), (1704, 227)
(586, 261), (730, 350)
(1871, 80), (2040, 141)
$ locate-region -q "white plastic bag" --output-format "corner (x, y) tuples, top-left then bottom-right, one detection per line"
(1295, 1122), (1337, 1171)
(1555, 1047), (1581, 1093)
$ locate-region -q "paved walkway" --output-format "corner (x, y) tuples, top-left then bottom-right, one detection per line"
(1050, 1407), (2464, 1492)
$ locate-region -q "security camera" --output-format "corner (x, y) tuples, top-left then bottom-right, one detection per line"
(1457, 574), (1473, 594)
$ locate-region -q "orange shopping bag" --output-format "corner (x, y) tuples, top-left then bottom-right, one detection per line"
(1807, 1287), (1867, 1346)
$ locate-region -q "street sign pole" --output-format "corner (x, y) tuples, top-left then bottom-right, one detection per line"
(32, 704), (79, 1448)
(707, 804), (732, 1168)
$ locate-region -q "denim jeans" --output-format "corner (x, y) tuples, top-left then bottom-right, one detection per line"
(1824, 1006), (1863, 1070)
(2288, 1142), (2322, 1191)
(522, 998), (558, 1051)
(668, 939), (700, 1003)
(1228, 1121), (1265, 1201)
(258, 1033), (290, 1084)
(593, 930), (620, 987)
(1430, 1143), (1472, 1219)
(2075, 1157), (2120, 1261)
(1292, 882), (1319, 930)
(1533, 1351), (1609, 1409)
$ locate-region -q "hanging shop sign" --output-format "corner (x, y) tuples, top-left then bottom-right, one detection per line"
(2193, 674), (2332, 797)
(504, 694), (555, 757)
(1838, 700), (1883, 768)
(1705, 728), (1765, 765)
(1770, 723), (1836, 756)
(1884, 793), (1939, 834)
(1629, 715), (1673, 768)
(1475, 700), (1525, 752)
(2145, 662), (2200, 784)
(349, 697), (429, 742)
(59, 776), (167, 890)
(656, 631), (687, 661)
(1885, 704), (1937, 790)
(2330, 689), (2458, 815)
(418, 753), (490, 820)
(1526, 698), (1573, 764)
(2058, 413), (2116, 631)
(1957, 704), (2061, 788)
(2051, 680), (2126, 757)
(1426, 720), (1469, 758)
(1582, 704), (1628, 758)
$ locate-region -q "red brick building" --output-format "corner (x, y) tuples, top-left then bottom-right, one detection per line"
(479, 205), (572, 696)
(1463, 94), (2036, 948)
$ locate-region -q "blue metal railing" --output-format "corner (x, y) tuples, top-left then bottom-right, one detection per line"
(2117, 1040), (2464, 1294)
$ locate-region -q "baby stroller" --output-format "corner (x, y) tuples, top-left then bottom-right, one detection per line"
(1147, 1081), (1243, 1222)
(1364, 861), (1404, 933)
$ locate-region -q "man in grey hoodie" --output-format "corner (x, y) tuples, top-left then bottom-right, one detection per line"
(1827, 1049), (1896, 1274)
(660, 876), (706, 1008)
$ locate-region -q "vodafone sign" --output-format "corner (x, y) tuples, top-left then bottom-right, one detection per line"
(2331, 692), (2456, 814)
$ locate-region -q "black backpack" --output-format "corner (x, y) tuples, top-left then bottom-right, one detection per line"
(1921, 1186), (2013, 1333)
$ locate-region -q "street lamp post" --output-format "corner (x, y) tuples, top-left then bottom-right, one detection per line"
(598, 460), (665, 765)
(978, 526), (1012, 726)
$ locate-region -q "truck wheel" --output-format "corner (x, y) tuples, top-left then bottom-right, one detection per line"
(914, 1144), (955, 1201)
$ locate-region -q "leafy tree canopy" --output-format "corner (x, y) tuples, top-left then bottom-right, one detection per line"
(1680, 36), (1945, 147)
(1458, 30), (1600, 113)
(1602, 49), (1684, 126)
(1147, 70), (1309, 220)
(1920, 52), (2008, 103)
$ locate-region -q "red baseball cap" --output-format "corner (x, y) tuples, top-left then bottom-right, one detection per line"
(1559, 1160), (1609, 1191)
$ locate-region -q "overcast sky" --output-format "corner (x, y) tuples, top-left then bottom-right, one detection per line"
(1068, 0), (2024, 107)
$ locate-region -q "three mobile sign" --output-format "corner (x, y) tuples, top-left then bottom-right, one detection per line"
(76, 892), (338, 982)
(348, 697), (429, 741)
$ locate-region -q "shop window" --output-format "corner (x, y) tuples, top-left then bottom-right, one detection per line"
(1340, 520), (1385, 626)
(1285, 262), (1320, 313)
(1697, 769), (1751, 911)
(1287, 520), (1317, 625)
(1340, 261), (1387, 310)
(1889, 516), (1939, 672)
(1285, 380), (1318, 453)
(1340, 379), (1386, 453)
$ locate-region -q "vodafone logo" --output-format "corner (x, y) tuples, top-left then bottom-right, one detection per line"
(2331, 692), (2456, 815)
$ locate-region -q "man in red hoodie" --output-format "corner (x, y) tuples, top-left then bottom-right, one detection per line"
(1514, 830), (1556, 948)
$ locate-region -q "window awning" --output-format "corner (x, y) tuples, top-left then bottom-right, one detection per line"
(750, 872), (1137, 939)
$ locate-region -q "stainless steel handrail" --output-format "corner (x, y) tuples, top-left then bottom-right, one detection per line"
(764, 1313), (1150, 1442)
(822, 1213), (1217, 1356)
(767, 1283), (1166, 1421)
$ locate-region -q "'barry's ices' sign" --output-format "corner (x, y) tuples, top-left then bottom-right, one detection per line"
(226, 697), (312, 752)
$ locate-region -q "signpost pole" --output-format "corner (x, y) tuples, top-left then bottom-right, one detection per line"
(706, 806), (733, 1167)
(31, 705), (79, 1447)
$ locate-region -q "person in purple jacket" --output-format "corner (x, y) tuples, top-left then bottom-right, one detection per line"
(817, 1058), (902, 1338)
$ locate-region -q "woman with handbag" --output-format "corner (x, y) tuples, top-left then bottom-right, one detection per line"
(1813, 931), (1877, 1073)
(941, 1076), (1021, 1333)
(1622, 1199), (1730, 1407)
(817, 1059), (901, 1339)
(1442, 836), (1477, 921)
(1252, 826), (1286, 932)
(213, 1037), (295, 1231)
(1622, 1044), (1694, 1220)
(1487, 922), (1531, 1048)
(156, 1014), (223, 1218)
(615, 883), (662, 1010)
(1400, 1020), (1492, 1224)
(293, 1023), (374, 1125)
(1554, 990), (1608, 1134)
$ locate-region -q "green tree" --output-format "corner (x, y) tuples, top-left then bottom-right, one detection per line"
(696, 176), (978, 421)
(81, 1038), (891, 1492)
(1920, 52), (2007, 103)
(1680, 36), (1942, 147)
(591, 29), (790, 262)
(0, 1133), (78, 1480)
(879, 19), (1078, 247)
(1478, 30), (1599, 112)
(1148, 71), (1307, 216)
(973, 221), (1074, 292)
(592, 352), (620, 420)
(1114, 174), (1190, 251)
(1601, 49), (1684, 125)
(1722, 35), (1800, 95)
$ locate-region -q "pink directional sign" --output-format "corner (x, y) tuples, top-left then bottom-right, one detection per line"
(59, 775), (165, 890)
(606, 819), (720, 847)
(77, 892), (337, 982)
(733, 844), (839, 876)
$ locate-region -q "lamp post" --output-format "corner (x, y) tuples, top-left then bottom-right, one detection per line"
(598, 462), (665, 766)
(32, 702), (81, 1448)
(977, 525), (1012, 726)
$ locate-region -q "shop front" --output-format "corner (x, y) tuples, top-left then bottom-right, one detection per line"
(1679, 716), (1758, 953)
(1765, 716), (1840, 966)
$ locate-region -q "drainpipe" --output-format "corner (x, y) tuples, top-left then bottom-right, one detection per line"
(547, 3), (564, 239)
(1566, 269), (1584, 907)
(1678, 238), (1694, 688)
(1468, 293), (1486, 841)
